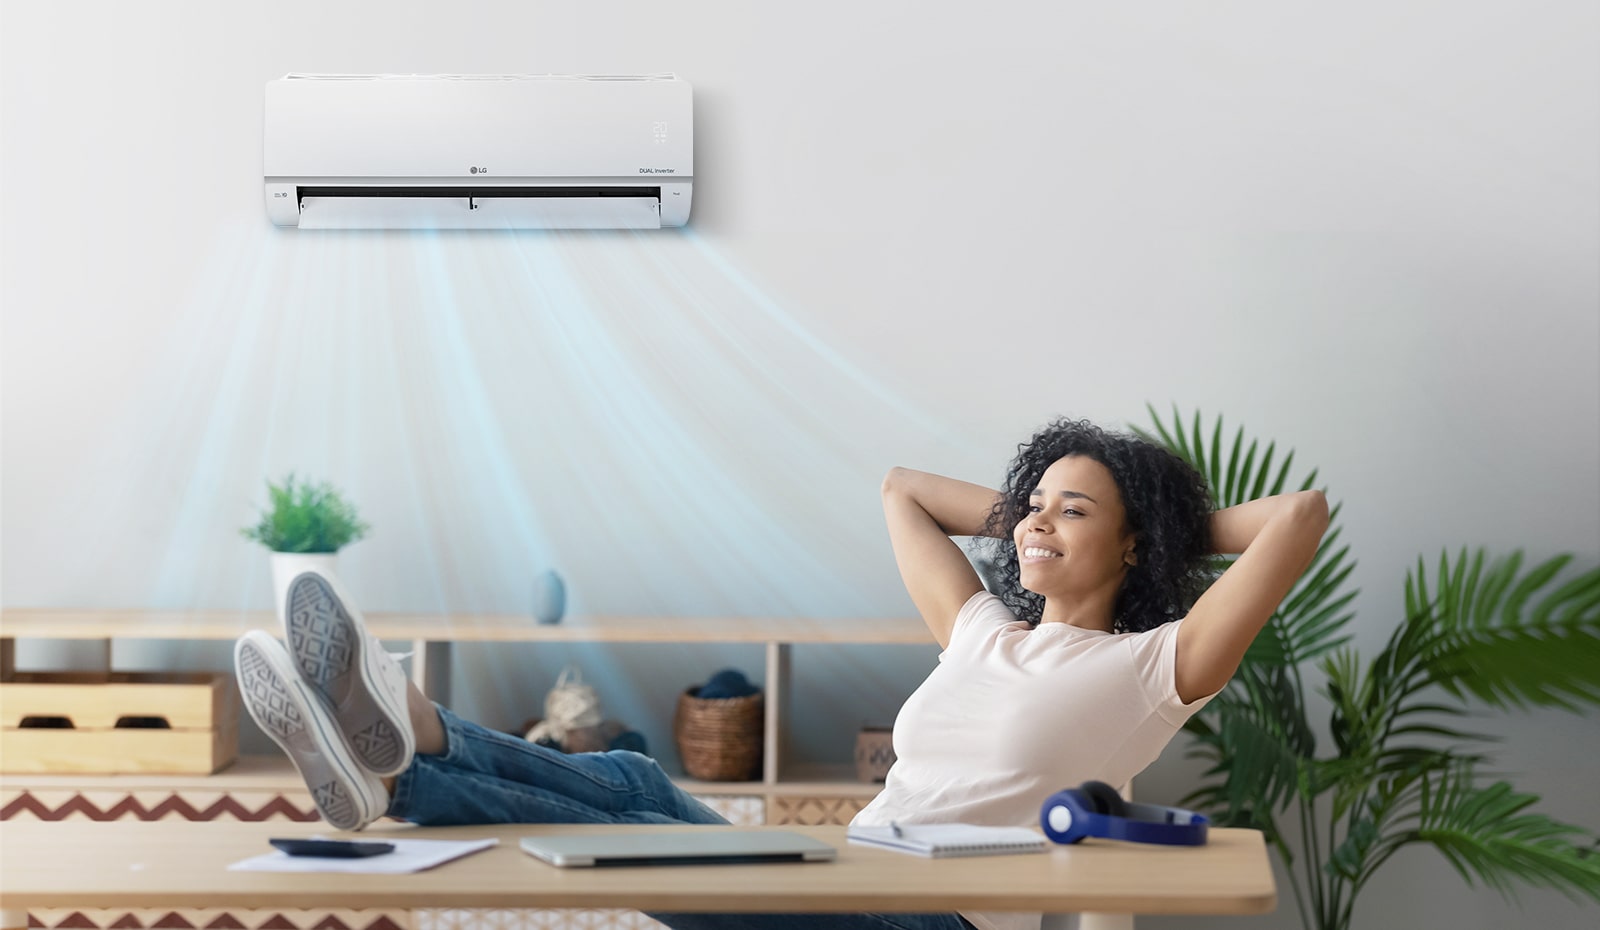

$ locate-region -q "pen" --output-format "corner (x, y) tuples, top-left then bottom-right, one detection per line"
(890, 821), (903, 838)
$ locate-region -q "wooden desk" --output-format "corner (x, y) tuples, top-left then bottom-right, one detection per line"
(0, 821), (1275, 917)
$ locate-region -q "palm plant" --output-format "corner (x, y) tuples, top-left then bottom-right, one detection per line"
(1136, 406), (1600, 930)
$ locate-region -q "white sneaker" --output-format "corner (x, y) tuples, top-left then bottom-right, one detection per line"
(234, 631), (388, 831)
(283, 570), (416, 777)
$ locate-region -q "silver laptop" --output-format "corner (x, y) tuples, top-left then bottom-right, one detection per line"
(519, 830), (837, 867)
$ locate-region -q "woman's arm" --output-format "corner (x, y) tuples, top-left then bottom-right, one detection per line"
(881, 467), (1003, 648)
(1174, 490), (1330, 703)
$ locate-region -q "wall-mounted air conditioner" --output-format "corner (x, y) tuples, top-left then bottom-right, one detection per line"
(264, 73), (693, 230)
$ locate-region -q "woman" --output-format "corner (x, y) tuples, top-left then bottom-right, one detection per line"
(236, 417), (1328, 930)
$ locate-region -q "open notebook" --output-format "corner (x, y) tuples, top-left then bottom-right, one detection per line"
(847, 823), (1048, 858)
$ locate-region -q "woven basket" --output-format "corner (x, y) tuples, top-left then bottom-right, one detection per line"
(854, 726), (896, 782)
(673, 687), (763, 781)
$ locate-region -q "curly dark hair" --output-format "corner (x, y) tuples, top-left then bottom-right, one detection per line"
(973, 417), (1215, 634)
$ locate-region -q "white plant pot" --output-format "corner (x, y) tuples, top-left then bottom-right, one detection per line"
(270, 552), (340, 621)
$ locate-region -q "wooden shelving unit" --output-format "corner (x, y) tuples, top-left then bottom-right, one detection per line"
(0, 608), (933, 805)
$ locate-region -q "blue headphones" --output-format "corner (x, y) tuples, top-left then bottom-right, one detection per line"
(1040, 780), (1210, 846)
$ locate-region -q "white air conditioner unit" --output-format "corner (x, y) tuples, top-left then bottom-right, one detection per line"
(264, 73), (692, 230)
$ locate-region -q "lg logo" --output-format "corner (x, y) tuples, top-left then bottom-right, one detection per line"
(469, 166), (488, 175)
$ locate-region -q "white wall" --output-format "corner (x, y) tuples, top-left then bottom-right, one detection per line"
(2, 2), (1596, 927)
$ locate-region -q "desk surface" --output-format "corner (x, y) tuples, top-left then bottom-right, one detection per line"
(0, 821), (1275, 915)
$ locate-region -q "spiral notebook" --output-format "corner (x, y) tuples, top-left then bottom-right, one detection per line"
(846, 823), (1048, 858)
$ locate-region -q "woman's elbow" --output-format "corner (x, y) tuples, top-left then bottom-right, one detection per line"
(1295, 490), (1330, 534)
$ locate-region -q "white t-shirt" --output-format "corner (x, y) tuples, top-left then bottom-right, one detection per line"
(851, 590), (1221, 930)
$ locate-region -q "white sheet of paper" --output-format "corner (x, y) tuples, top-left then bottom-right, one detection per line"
(228, 837), (499, 874)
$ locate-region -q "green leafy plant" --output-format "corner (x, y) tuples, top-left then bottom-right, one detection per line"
(1136, 405), (1600, 930)
(240, 474), (370, 553)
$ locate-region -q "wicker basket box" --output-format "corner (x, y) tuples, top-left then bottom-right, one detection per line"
(855, 726), (896, 782)
(672, 686), (763, 781)
(0, 671), (238, 774)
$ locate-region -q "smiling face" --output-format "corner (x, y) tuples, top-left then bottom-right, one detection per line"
(1013, 455), (1137, 604)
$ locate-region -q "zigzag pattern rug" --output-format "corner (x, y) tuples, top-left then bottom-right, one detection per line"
(21, 908), (670, 930)
(2, 791), (319, 822)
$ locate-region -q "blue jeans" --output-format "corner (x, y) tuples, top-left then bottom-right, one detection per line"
(388, 706), (975, 930)
(390, 704), (726, 826)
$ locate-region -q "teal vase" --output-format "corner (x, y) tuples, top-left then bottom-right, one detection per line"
(533, 569), (567, 625)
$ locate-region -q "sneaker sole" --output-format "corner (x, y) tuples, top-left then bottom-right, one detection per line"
(286, 573), (412, 776)
(235, 633), (382, 831)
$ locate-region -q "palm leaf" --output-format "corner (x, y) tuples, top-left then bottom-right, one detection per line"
(1269, 523), (1358, 667)
(1411, 768), (1600, 903)
(1384, 700), (1493, 746)
(1318, 651), (1483, 822)
(1412, 551), (1600, 711)
(1184, 661), (1312, 828)
(1179, 712), (1291, 856)
(1138, 407), (1357, 672)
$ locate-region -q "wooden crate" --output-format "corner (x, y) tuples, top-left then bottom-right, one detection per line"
(0, 672), (238, 774)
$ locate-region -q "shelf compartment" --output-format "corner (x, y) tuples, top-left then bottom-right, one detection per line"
(0, 672), (238, 775)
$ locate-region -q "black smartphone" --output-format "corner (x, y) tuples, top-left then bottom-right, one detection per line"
(270, 838), (396, 858)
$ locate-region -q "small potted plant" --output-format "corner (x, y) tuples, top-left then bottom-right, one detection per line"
(241, 474), (370, 618)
